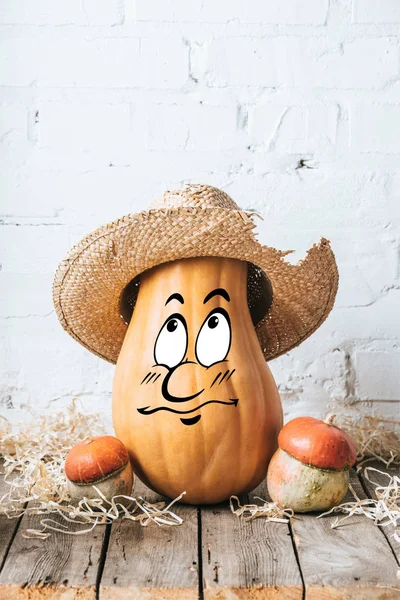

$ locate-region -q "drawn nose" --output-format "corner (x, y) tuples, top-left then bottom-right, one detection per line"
(162, 362), (204, 403)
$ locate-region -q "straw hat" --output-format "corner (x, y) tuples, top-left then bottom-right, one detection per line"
(53, 184), (338, 364)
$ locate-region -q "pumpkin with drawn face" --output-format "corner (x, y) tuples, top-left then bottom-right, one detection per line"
(53, 184), (339, 506)
(112, 256), (283, 505)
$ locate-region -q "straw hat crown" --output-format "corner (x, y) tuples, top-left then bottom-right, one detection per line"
(149, 184), (240, 211)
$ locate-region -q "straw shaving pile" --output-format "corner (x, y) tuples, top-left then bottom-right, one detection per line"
(337, 414), (400, 468)
(0, 400), (183, 537)
(0, 400), (105, 510)
(1, 402), (399, 539)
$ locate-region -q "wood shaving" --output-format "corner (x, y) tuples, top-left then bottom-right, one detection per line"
(335, 414), (400, 467)
(0, 400), (184, 536)
(230, 495), (293, 522)
(317, 467), (400, 544)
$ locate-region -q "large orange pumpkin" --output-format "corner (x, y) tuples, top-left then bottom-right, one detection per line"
(112, 256), (283, 504)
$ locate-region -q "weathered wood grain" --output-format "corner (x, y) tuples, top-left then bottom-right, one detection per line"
(0, 501), (107, 599)
(201, 480), (303, 599)
(100, 478), (199, 599)
(0, 459), (23, 571)
(291, 469), (400, 600)
(359, 460), (400, 565)
(1, 463), (400, 599)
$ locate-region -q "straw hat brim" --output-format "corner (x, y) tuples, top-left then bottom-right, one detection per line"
(53, 206), (338, 364)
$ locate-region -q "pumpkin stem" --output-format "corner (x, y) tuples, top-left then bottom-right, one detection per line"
(324, 413), (336, 425)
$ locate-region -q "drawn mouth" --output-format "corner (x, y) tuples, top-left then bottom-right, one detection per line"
(137, 398), (238, 427)
(137, 398), (239, 416)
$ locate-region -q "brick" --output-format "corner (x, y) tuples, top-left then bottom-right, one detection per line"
(136, 0), (329, 24)
(134, 0), (201, 23)
(0, 315), (105, 402)
(0, 225), (71, 273)
(193, 37), (398, 88)
(1, 168), (160, 224)
(277, 36), (399, 89)
(353, 0), (400, 23)
(36, 100), (144, 168)
(0, 273), (54, 317)
(82, 0), (124, 26)
(0, 0), (83, 25)
(191, 38), (280, 87)
(202, 0), (329, 24)
(0, 33), (137, 87)
(138, 37), (189, 89)
(147, 103), (237, 150)
(226, 171), (391, 236)
(330, 290), (400, 343)
(0, 102), (36, 167)
(331, 233), (398, 308)
(355, 352), (400, 400)
(0, 169), (65, 218)
(248, 103), (339, 152)
(386, 174), (400, 221)
(0, 0), (123, 25)
(0, 32), (188, 88)
(0, 168), (153, 221)
(34, 100), (237, 170)
(352, 104), (400, 153)
(307, 352), (348, 399)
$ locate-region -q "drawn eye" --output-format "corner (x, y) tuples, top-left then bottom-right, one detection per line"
(196, 308), (231, 368)
(154, 313), (188, 368)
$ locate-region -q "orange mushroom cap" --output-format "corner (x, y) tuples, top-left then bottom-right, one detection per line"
(278, 416), (357, 471)
(65, 435), (130, 484)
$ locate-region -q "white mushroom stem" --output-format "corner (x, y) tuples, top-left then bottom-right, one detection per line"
(267, 449), (349, 513)
(67, 461), (133, 504)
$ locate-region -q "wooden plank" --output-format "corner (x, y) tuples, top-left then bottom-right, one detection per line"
(0, 498), (107, 599)
(291, 469), (400, 600)
(201, 480), (303, 599)
(100, 479), (199, 599)
(0, 459), (23, 571)
(359, 460), (400, 565)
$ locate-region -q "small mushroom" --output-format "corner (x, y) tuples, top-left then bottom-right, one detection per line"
(267, 414), (357, 513)
(65, 436), (133, 502)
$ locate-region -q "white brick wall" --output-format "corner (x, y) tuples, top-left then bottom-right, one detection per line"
(353, 0), (400, 23)
(136, 0), (330, 25)
(0, 0), (124, 26)
(352, 105), (400, 153)
(1, 0), (399, 429)
(355, 352), (400, 400)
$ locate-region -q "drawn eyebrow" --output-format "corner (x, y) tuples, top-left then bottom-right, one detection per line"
(203, 288), (230, 304)
(165, 292), (184, 306)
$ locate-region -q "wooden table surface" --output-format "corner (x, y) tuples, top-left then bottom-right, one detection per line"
(0, 460), (399, 599)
